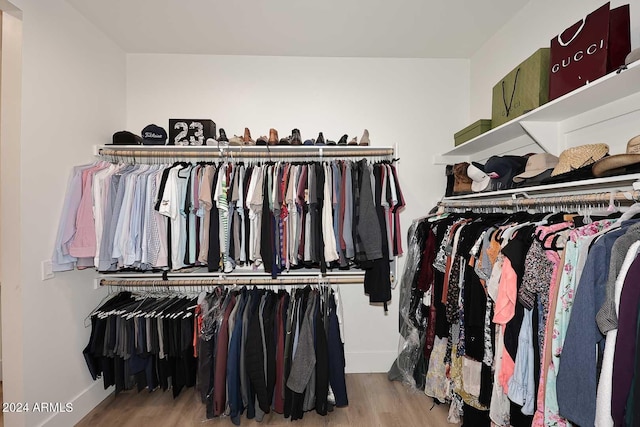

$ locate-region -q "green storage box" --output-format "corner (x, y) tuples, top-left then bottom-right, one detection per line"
(491, 48), (550, 129)
(454, 119), (492, 146)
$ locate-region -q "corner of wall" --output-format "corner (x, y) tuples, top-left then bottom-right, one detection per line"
(0, 8), (25, 427)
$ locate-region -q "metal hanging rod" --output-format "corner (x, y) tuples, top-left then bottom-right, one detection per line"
(438, 190), (640, 210)
(100, 276), (364, 287)
(98, 146), (394, 159)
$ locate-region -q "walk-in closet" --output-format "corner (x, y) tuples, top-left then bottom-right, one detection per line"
(2, 1), (640, 426)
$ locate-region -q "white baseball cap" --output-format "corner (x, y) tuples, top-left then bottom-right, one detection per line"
(467, 163), (490, 192)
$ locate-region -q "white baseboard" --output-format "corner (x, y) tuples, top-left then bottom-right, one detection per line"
(40, 381), (112, 427)
(345, 350), (397, 373)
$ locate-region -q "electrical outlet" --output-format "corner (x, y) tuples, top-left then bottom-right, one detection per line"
(41, 260), (54, 281)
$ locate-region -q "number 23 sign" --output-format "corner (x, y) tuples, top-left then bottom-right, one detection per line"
(168, 119), (216, 146)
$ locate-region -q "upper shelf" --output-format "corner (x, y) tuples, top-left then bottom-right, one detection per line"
(436, 61), (640, 164)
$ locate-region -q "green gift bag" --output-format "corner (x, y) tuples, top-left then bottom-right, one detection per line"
(491, 48), (550, 128)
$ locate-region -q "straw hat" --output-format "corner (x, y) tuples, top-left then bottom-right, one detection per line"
(550, 143), (609, 176)
(592, 135), (640, 177)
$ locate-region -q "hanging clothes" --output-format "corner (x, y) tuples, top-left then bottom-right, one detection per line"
(83, 285), (348, 423)
(393, 205), (640, 427)
(55, 158), (405, 308)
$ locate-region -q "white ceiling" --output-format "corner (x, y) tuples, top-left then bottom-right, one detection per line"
(66, 0), (530, 58)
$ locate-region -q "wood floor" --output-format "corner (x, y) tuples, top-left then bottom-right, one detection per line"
(77, 374), (456, 427)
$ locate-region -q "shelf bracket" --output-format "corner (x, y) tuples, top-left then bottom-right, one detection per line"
(433, 154), (470, 165)
(519, 121), (559, 155)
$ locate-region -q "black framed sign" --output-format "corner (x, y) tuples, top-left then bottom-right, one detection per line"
(168, 119), (216, 146)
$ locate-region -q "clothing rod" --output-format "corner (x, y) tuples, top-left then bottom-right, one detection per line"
(438, 190), (640, 209)
(100, 276), (364, 287)
(98, 147), (394, 159)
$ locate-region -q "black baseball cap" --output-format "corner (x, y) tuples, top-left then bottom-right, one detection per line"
(141, 124), (168, 145)
(111, 131), (142, 145)
(479, 155), (527, 191)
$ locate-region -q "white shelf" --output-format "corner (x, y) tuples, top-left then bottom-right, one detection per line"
(436, 61), (640, 164)
(96, 144), (392, 153)
(443, 173), (640, 201)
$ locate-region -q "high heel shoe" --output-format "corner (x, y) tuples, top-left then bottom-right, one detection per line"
(337, 134), (348, 145)
(243, 127), (255, 145)
(268, 128), (279, 145)
(359, 129), (370, 146)
(256, 136), (268, 146)
(316, 132), (326, 145)
(291, 129), (302, 145)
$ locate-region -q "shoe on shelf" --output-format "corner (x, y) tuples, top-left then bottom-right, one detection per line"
(223, 260), (234, 274)
(256, 136), (268, 146)
(327, 139), (337, 145)
(291, 128), (302, 145)
(359, 129), (370, 146)
(337, 134), (348, 145)
(218, 128), (229, 143)
(243, 127), (255, 145)
(229, 135), (243, 146)
(206, 138), (218, 146)
(268, 128), (279, 145)
(316, 132), (326, 145)
(348, 136), (358, 145)
(303, 139), (315, 146)
(278, 136), (291, 145)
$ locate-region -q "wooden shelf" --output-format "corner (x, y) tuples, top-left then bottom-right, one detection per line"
(435, 61), (640, 164)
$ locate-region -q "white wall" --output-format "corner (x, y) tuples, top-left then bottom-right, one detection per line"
(2, 1), (126, 426)
(469, 0), (640, 158)
(1, 8), (24, 425)
(127, 54), (470, 373)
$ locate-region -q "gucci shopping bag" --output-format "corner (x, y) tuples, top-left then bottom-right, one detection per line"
(491, 49), (550, 128)
(549, 2), (630, 101)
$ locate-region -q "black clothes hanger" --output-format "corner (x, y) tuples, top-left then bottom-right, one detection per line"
(542, 232), (567, 251)
(545, 211), (569, 224)
(534, 223), (573, 244)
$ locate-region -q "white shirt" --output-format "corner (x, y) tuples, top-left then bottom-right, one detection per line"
(322, 163), (338, 262)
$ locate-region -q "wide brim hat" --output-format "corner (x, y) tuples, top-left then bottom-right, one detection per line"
(626, 48), (640, 66)
(550, 143), (609, 177)
(593, 135), (640, 177)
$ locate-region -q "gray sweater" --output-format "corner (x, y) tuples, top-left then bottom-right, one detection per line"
(357, 162), (383, 261)
(286, 293), (317, 393)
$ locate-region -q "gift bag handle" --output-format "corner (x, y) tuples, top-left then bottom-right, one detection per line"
(557, 17), (587, 47)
